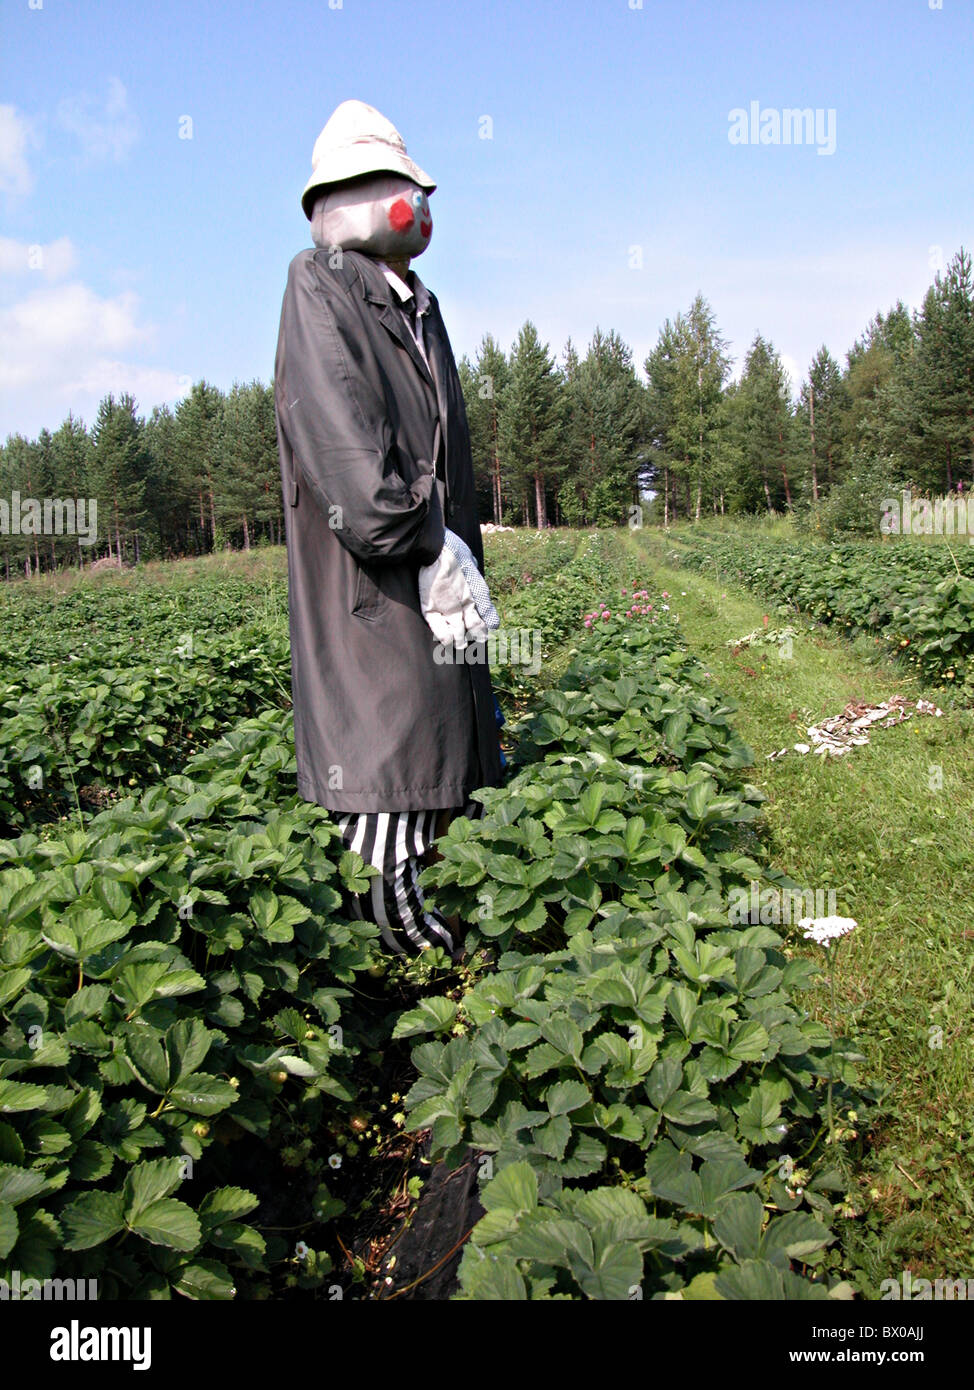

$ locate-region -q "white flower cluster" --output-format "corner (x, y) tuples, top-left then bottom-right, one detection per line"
(798, 915), (857, 946)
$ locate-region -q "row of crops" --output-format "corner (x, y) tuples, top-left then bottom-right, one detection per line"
(0, 626), (293, 833)
(0, 565), (289, 668)
(0, 534), (870, 1298)
(0, 562), (292, 834)
(0, 536), (624, 1298)
(0, 534), (602, 833)
(660, 532), (974, 696)
(404, 604), (866, 1299)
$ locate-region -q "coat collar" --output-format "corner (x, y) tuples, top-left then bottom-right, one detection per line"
(347, 251), (438, 394)
(377, 262), (432, 321)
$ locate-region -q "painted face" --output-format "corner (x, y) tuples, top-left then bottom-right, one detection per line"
(310, 174), (433, 258)
(387, 186), (433, 245)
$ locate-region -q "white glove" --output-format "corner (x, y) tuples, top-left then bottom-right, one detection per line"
(419, 530), (498, 648)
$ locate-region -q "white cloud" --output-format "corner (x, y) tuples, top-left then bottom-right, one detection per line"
(62, 360), (189, 409)
(1, 282), (144, 366)
(0, 279), (186, 437)
(0, 236), (79, 279)
(56, 76), (139, 165)
(0, 104), (36, 195)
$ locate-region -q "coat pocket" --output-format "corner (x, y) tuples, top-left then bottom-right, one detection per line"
(351, 559), (382, 620)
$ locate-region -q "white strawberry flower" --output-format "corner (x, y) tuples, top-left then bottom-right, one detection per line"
(799, 916), (857, 946)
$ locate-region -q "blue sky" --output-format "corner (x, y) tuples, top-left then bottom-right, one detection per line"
(2, 0), (971, 440)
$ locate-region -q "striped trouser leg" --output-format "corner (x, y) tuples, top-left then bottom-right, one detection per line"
(335, 810), (455, 957)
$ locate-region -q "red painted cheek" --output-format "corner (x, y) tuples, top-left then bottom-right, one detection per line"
(387, 198), (415, 233)
(420, 218), (432, 238)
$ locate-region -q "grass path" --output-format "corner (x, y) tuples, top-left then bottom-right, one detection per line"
(624, 528), (974, 1290)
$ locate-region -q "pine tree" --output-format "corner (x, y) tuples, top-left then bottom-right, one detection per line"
(884, 249), (973, 493)
(88, 393), (149, 562)
(250, 381), (284, 546)
(216, 381), (276, 550)
(144, 404), (188, 558)
(0, 434), (42, 576)
(500, 323), (563, 528)
(174, 381), (225, 551)
(796, 347), (846, 502)
(644, 319), (682, 523)
(644, 300), (729, 521)
(732, 337), (796, 513)
(460, 335), (510, 524)
(839, 302), (916, 473)
(50, 413), (92, 568)
(554, 338), (586, 525)
(563, 328), (647, 526)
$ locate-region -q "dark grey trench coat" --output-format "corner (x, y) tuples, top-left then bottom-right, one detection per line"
(273, 246), (503, 813)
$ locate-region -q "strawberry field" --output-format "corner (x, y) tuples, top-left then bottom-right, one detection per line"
(663, 532), (974, 699)
(0, 530), (944, 1302)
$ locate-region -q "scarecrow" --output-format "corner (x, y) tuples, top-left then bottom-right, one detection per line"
(273, 100), (504, 959)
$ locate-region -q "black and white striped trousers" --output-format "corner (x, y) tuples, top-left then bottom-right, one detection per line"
(335, 809), (464, 957)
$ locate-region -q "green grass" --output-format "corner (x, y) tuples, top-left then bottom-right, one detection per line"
(661, 512), (803, 542)
(12, 541), (287, 595)
(624, 525), (974, 1289)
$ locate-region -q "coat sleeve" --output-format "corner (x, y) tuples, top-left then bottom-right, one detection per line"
(275, 253), (445, 566)
(426, 292), (486, 573)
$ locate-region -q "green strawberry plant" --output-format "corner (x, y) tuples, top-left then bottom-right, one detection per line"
(0, 711), (383, 1298)
(403, 608), (872, 1299)
(0, 627), (294, 832)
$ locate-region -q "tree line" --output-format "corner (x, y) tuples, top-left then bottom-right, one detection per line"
(0, 381), (280, 579)
(2, 246), (971, 577)
(462, 246), (974, 530)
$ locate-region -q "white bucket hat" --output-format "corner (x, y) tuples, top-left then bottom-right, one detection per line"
(301, 99), (436, 219)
